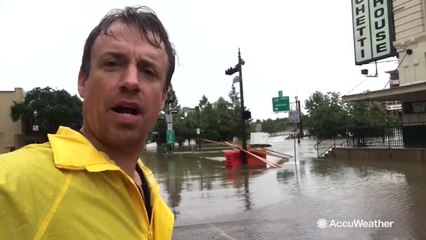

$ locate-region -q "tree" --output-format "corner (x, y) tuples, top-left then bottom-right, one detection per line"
(198, 96), (220, 141)
(347, 101), (398, 126)
(346, 100), (399, 140)
(260, 118), (277, 133)
(214, 97), (236, 140)
(303, 90), (400, 140)
(304, 91), (348, 139)
(10, 87), (82, 144)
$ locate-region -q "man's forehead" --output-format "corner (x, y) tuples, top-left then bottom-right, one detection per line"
(101, 22), (162, 46)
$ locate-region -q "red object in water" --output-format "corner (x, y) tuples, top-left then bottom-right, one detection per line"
(224, 148), (267, 168)
(224, 149), (241, 167)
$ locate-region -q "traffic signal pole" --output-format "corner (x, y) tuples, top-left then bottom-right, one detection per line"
(237, 49), (248, 164)
(226, 48), (248, 164)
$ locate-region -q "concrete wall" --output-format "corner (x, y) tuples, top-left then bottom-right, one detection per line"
(393, 0), (425, 44)
(393, 0), (426, 86)
(0, 88), (25, 153)
(326, 147), (426, 162)
(392, 0), (426, 142)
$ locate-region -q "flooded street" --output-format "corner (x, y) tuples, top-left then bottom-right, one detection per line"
(142, 137), (426, 240)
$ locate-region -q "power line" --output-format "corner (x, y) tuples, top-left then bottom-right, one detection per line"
(346, 78), (368, 95)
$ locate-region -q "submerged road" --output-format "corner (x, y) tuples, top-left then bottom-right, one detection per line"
(143, 137), (426, 240)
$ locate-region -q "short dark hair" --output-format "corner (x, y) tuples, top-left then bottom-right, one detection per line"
(80, 6), (175, 91)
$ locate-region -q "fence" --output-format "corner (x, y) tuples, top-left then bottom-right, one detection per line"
(315, 124), (404, 158)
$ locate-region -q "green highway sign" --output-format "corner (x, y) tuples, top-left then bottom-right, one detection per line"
(272, 96), (290, 112)
(166, 130), (175, 144)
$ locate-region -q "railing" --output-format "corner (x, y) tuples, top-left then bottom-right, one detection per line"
(315, 137), (346, 158)
(314, 123), (404, 158)
(341, 126), (403, 148)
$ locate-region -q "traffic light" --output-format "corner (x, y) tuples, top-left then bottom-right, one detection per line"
(225, 64), (239, 75)
(166, 92), (176, 104)
(243, 110), (251, 120)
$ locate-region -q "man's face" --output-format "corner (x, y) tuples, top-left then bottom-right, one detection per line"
(78, 22), (168, 151)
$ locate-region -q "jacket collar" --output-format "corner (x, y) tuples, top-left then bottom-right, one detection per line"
(48, 126), (121, 172)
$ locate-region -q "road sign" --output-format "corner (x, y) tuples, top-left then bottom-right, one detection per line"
(289, 110), (300, 123)
(165, 113), (173, 123)
(272, 96), (290, 112)
(166, 130), (175, 144)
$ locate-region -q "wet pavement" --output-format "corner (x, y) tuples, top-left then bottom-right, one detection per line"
(142, 137), (426, 240)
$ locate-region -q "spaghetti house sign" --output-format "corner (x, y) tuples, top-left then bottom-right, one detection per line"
(352, 0), (395, 65)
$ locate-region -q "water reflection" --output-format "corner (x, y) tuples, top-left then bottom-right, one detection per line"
(142, 139), (426, 240)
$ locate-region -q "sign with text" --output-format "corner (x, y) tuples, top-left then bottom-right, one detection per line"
(272, 96), (290, 112)
(289, 110), (300, 123)
(166, 130), (175, 144)
(351, 0), (395, 65)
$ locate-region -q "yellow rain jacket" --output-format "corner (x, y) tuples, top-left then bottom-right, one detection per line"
(0, 126), (174, 239)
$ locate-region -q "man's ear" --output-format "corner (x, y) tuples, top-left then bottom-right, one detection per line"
(78, 71), (87, 98)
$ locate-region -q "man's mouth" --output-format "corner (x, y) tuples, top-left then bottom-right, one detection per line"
(112, 106), (140, 115)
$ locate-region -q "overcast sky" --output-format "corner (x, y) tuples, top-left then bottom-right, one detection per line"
(0, 0), (397, 120)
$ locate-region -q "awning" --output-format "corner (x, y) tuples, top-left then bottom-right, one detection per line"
(342, 81), (426, 102)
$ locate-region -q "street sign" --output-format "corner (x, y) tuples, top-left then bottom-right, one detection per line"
(167, 123), (173, 131)
(289, 110), (300, 123)
(166, 130), (175, 144)
(165, 113), (173, 123)
(272, 96), (290, 112)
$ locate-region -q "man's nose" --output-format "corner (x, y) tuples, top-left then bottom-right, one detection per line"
(120, 65), (140, 93)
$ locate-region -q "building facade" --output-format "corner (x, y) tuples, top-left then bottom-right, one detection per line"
(344, 0), (426, 147)
(0, 88), (24, 153)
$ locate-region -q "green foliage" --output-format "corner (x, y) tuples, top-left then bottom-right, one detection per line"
(152, 84), (296, 146)
(304, 91), (348, 139)
(347, 101), (398, 126)
(260, 119), (277, 133)
(346, 101), (399, 138)
(154, 87), (399, 144)
(10, 87), (82, 143)
(303, 91), (399, 139)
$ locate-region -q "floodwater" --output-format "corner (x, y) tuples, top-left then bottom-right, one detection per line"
(142, 137), (426, 240)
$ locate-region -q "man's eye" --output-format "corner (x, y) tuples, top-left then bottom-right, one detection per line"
(105, 60), (120, 67)
(141, 68), (156, 77)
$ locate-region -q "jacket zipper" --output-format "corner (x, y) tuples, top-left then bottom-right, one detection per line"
(125, 172), (152, 239)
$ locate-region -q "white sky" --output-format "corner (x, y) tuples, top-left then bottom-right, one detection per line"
(0, 0), (398, 120)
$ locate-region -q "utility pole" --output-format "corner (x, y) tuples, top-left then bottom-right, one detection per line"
(195, 106), (202, 150)
(297, 99), (304, 138)
(295, 96), (300, 144)
(225, 48), (249, 164)
(165, 91), (177, 154)
(294, 96), (304, 143)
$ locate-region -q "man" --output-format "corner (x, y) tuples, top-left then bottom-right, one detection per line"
(0, 6), (175, 239)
